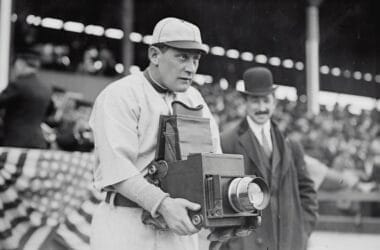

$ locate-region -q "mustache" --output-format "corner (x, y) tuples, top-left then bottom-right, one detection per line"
(255, 110), (269, 115)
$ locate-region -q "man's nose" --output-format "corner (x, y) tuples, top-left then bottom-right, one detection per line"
(258, 100), (267, 110)
(184, 60), (196, 73)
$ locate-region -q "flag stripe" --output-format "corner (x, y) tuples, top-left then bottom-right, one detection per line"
(63, 217), (90, 243)
(0, 151), (26, 192)
(22, 226), (55, 250)
(57, 223), (90, 250)
(0, 147), (100, 249)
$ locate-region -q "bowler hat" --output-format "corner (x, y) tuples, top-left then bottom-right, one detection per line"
(151, 17), (208, 53)
(239, 67), (277, 96)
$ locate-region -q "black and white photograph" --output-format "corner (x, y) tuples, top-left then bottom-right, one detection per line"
(0, 0), (379, 249)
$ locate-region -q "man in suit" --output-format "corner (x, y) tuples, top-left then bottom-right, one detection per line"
(221, 67), (318, 250)
(0, 50), (52, 149)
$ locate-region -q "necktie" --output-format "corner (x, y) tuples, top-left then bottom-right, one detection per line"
(261, 129), (272, 158)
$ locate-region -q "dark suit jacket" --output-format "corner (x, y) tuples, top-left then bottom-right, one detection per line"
(0, 73), (52, 149)
(56, 121), (94, 152)
(221, 118), (318, 250)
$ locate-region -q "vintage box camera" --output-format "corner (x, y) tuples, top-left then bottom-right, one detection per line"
(159, 153), (269, 228)
(154, 101), (269, 228)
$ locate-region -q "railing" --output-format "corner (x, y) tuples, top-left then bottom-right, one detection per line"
(317, 190), (380, 234)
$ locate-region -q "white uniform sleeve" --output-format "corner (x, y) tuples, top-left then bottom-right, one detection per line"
(89, 86), (169, 215)
(115, 174), (169, 217)
(89, 87), (141, 188)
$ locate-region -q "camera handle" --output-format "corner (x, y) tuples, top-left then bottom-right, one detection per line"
(146, 160), (169, 186)
(188, 210), (204, 229)
(245, 211), (262, 229)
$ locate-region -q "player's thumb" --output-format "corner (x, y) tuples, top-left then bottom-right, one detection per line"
(178, 198), (201, 211)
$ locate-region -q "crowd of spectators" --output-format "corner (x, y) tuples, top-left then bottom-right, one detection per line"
(11, 43), (379, 183)
(14, 42), (378, 185)
(0, 84), (94, 153)
(198, 85), (380, 216)
(1, 71), (380, 219)
(23, 43), (119, 76)
(196, 85), (380, 186)
(277, 99), (380, 184)
(1, 71), (379, 186)
(2, 78), (378, 184)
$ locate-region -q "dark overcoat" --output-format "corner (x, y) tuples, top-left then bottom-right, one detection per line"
(0, 73), (52, 149)
(221, 118), (318, 250)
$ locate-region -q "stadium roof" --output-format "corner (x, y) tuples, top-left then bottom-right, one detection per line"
(14, 0), (380, 98)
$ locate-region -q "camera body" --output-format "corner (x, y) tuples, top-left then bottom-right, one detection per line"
(155, 104), (269, 229)
(160, 153), (269, 228)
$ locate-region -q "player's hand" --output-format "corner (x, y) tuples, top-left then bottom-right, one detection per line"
(158, 197), (201, 235)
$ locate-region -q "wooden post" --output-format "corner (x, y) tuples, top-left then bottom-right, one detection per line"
(0, 0), (13, 92)
(306, 0), (322, 114)
(121, 0), (134, 74)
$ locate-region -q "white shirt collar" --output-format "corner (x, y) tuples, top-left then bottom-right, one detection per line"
(246, 116), (272, 150)
(147, 69), (170, 92)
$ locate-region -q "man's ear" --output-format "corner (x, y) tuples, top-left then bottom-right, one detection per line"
(148, 46), (160, 66)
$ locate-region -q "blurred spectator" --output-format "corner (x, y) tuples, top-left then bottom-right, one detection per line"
(77, 45), (117, 76)
(55, 99), (94, 152)
(45, 88), (83, 127)
(0, 49), (53, 149)
(98, 44), (116, 76)
(365, 139), (380, 181)
(42, 88), (94, 152)
(78, 46), (99, 74)
(35, 43), (71, 70)
(304, 154), (361, 191)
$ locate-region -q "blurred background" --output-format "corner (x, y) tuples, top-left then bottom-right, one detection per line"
(0, 0), (379, 249)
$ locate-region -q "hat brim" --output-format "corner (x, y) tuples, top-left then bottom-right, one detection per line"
(238, 86), (278, 97)
(162, 41), (208, 54)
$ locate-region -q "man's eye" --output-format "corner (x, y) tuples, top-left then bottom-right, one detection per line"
(178, 54), (187, 60)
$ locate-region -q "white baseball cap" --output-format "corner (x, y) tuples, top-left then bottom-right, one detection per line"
(151, 17), (208, 53)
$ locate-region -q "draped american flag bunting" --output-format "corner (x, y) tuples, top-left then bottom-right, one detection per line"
(0, 147), (102, 250)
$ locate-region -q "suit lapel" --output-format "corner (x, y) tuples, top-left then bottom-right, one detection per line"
(271, 123), (292, 180)
(271, 128), (281, 172)
(280, 142), (292, 179)
(237, 120), (270, 181)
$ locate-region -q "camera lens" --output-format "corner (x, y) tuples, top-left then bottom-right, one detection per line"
(228, 176), (269, 213)
(247, 182), (264, 206)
